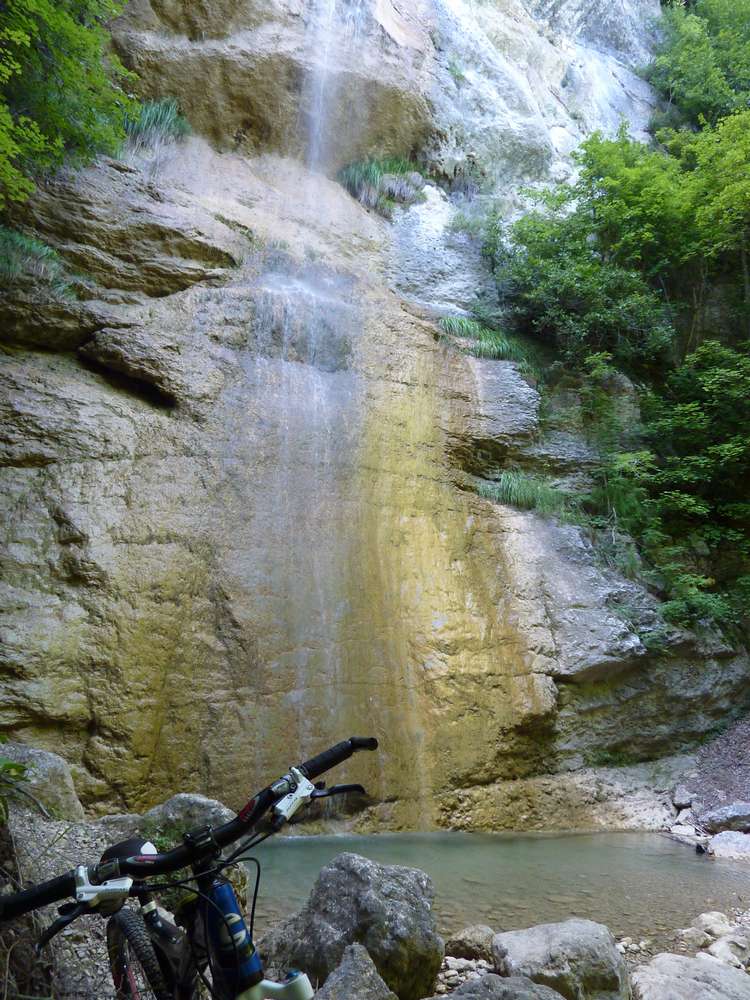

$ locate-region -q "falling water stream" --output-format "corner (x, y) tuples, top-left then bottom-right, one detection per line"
(304, 0), (368, 172)
(231, 0), (744, 947)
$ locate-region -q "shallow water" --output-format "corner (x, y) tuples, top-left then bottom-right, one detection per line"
(249, 832), (750, 943)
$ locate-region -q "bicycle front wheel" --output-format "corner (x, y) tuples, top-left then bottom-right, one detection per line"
(107, 908), (173, 1000)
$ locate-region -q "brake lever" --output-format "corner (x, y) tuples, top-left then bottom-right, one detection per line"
(36, 902), (91, 953)
(310, 783), (366, 799)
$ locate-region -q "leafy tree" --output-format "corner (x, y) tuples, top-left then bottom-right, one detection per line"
(646, 341), (750, 546)
(0, 0), (137, 210)
(646, 0), (750, 126)
(496, 132), (680, 371)
(501, 229), (672, 370)
(689, 111), (750, 328)
(573, 126), (694, 281)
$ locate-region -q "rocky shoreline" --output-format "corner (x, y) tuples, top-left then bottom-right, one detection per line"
(662, 717), (750, 859)
(3, 743), (750, 998)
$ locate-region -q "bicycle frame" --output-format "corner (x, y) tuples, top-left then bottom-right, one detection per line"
(0, 738), (378, 998)
(135, 865), (314, 1000)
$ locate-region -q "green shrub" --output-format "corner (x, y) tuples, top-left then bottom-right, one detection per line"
(337, 157), (421, 216)
(0, 0), (138, 209)
(125, 98), (191, 149)
(0, 753), (26, 821)
(475, 471), (572, 517)
(0, 226), (70, 295)
(645, 0), (750, 127)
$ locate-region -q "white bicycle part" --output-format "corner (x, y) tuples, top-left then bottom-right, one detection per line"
(272, 768), (316, 822)
(239, 972), (315, 999)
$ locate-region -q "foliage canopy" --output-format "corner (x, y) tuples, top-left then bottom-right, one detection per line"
(0, 0), (137, 210)
(481, 6), (750, 630)
(646, 0), (750, 126)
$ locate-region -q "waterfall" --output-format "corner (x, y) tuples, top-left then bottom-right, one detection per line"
(231, 3), (375, 785)
(306, 0), (338, 171)
(303, 0), (368, 172)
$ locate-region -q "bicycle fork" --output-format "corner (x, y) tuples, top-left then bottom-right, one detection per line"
(204, 878), (314, 1000)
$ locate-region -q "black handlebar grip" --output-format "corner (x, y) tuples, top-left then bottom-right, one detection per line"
(0, 871), (76, 922)
(349, 737), (378, 752)
(299, 736), (378, 780)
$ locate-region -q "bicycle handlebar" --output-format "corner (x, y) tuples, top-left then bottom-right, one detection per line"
(0, 736), (378, 922)
(0, 872), (77, 922)
(299, 736), (378, 780)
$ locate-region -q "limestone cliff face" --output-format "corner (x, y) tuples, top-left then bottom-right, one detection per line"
(1, 0), (748, 827)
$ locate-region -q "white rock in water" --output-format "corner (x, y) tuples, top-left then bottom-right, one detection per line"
(671, 784), (694, 809)
(677, 927), (711, 950)
(671, 823), (699, 837)
(706, 934), (750, 969)
(709, 831), (750, 859)
(693, 912), (734, 939)
(699, 801), (750, 834)
(493, 919), (629, 1000)
(632, 953), (750, 999)
(445, 924), (496, 962)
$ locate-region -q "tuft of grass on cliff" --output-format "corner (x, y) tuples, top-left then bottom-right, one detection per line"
(337, 157), (424, 217)
(125, 98), (191, 151)
(0, 226), (71, 296)
(474, 471), (572, 518)
(438, 315), (539, 371)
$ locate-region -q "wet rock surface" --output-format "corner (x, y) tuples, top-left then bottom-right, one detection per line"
(260, 852), (443, 1000)
(631, 953), (750, 1000)
(429, 974), (567, 999)
(2, 0), (749, 832)
(314, 944), (398, 999)
(492, 918), (630, 1000)
(111, 0), (434, 169)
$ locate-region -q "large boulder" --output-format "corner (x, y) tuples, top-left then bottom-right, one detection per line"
(142, 792), (234, 831)
(446, 925), (496, 962)
(425, 974), (566, 998)
(1, 743), (84, 821)
(698, 802), (750, 834)
(315, 944), (397, 1000)
(708, 831), (750, 859)
(492, 919), (629, 1000)
(260, 853), (443, 1000)
(632, 953), (750, 999)
(692, 913), (734, 940)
